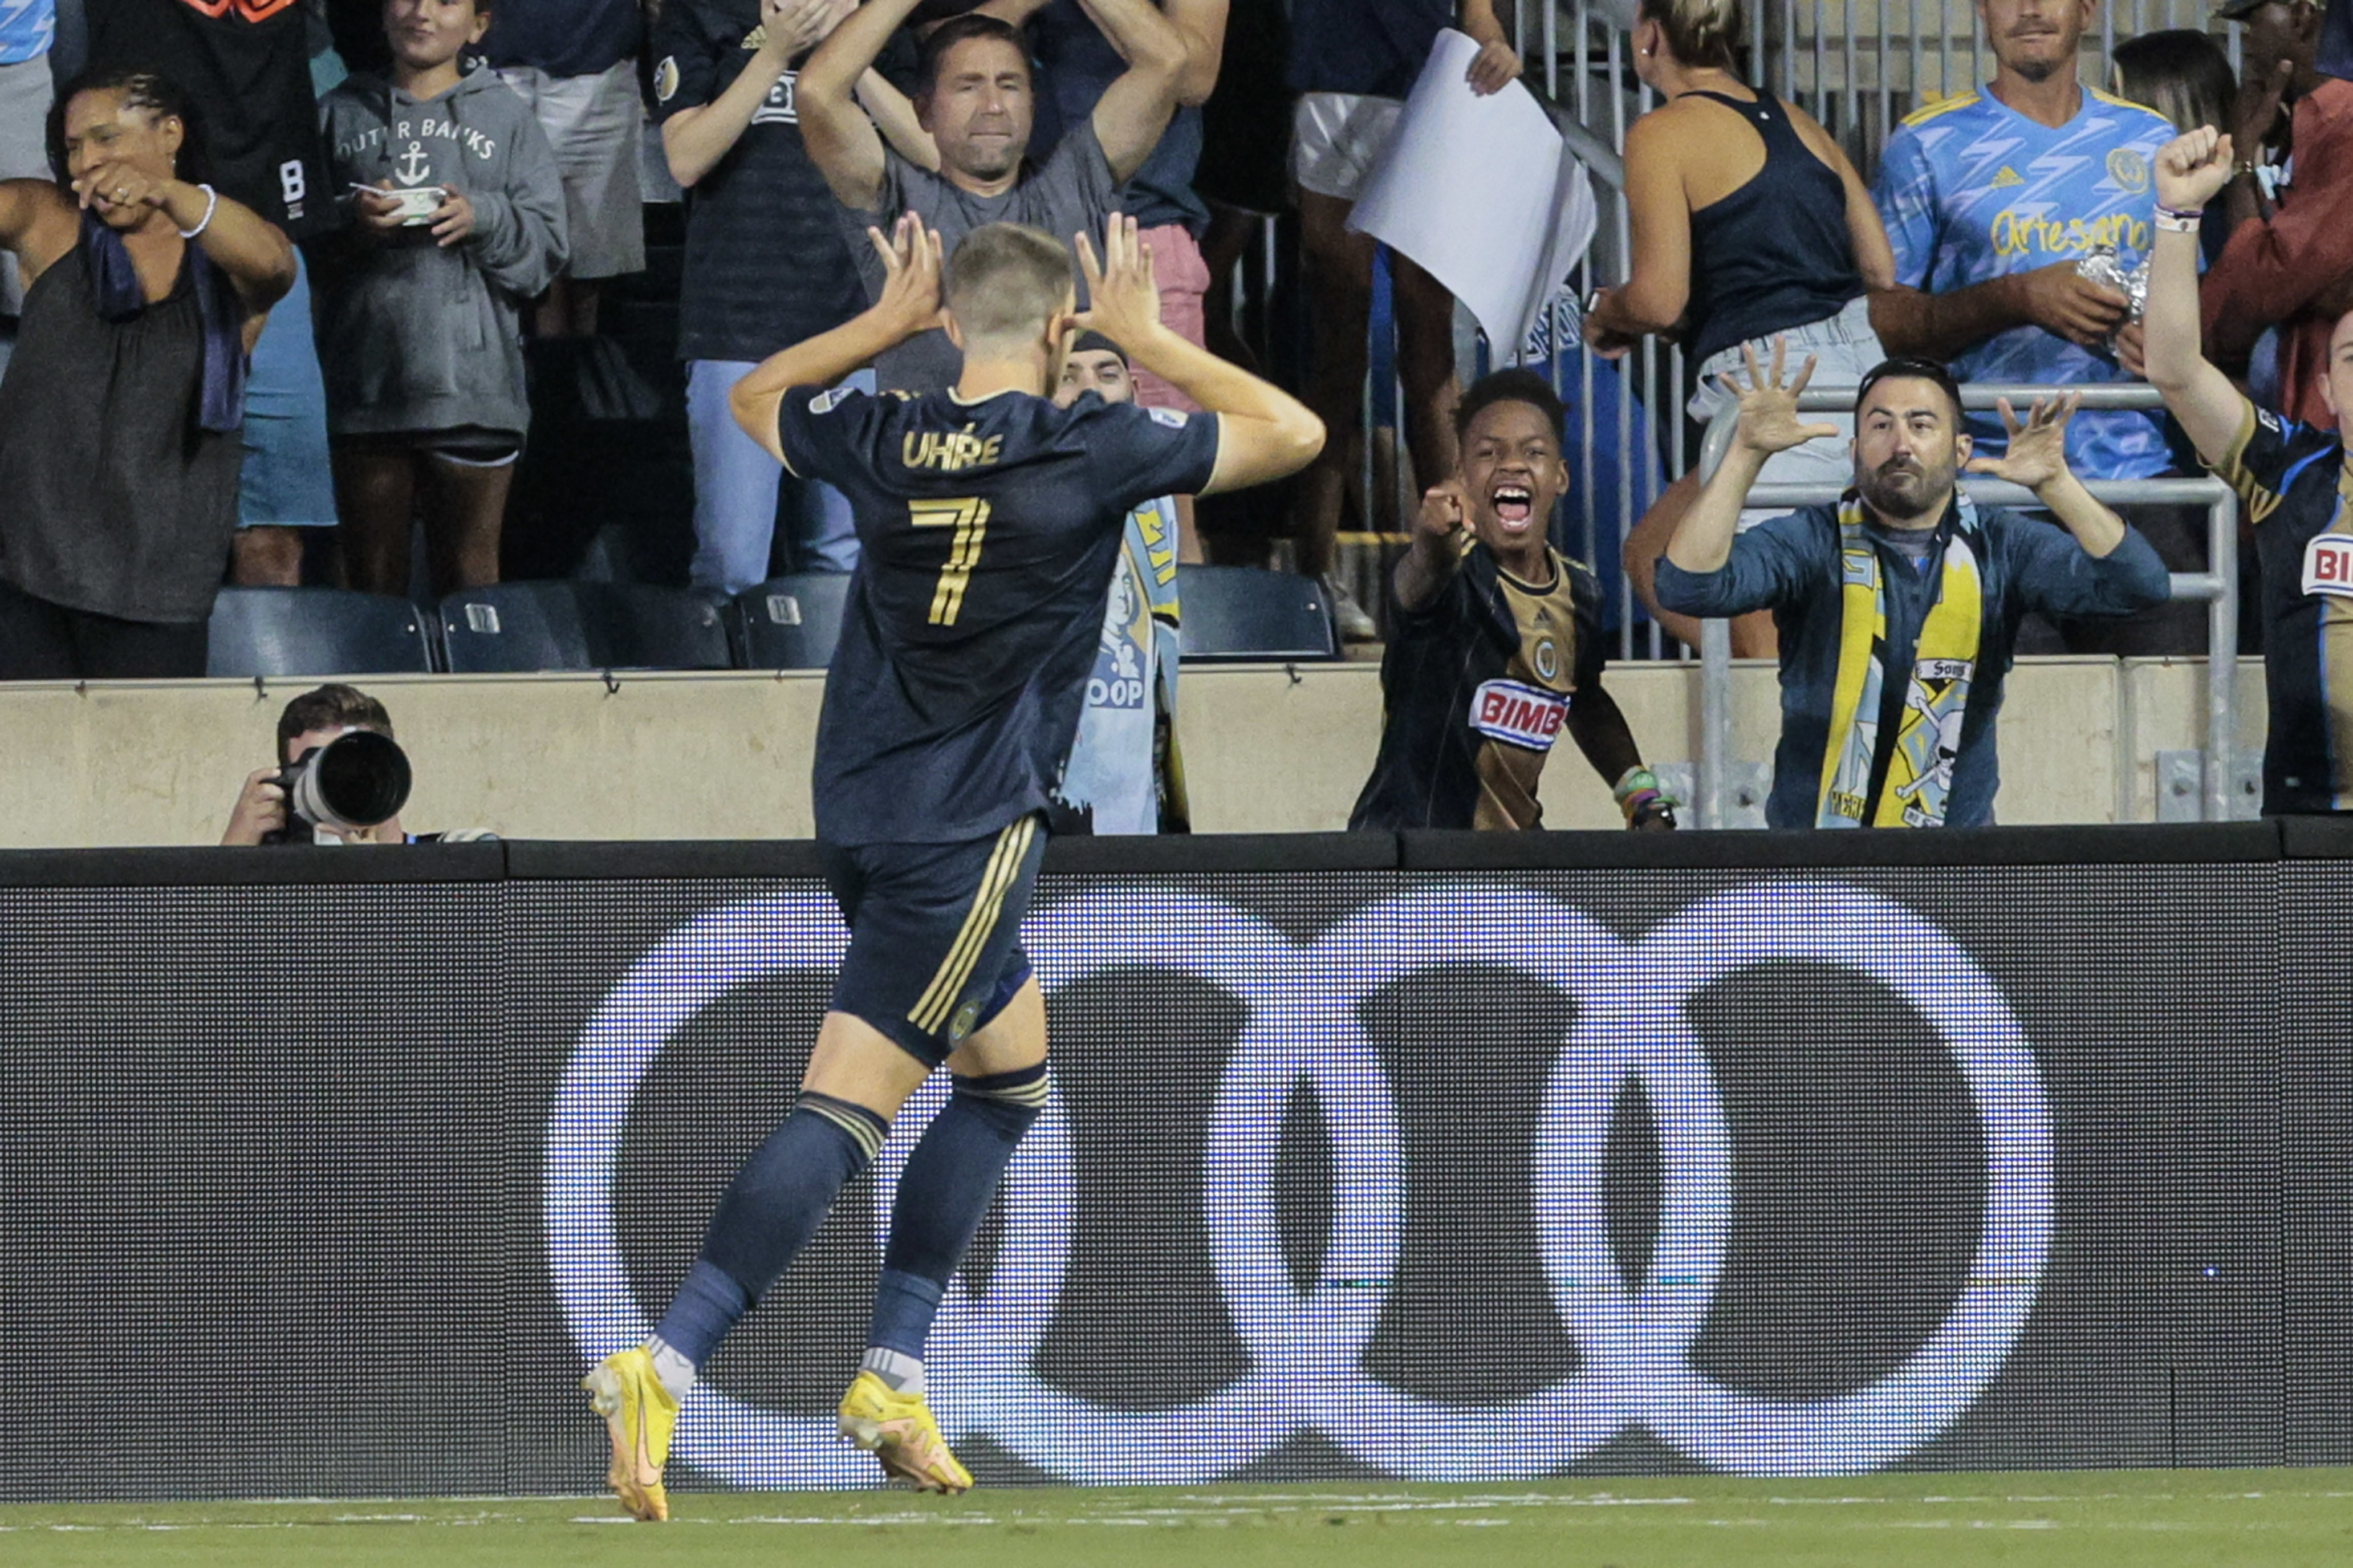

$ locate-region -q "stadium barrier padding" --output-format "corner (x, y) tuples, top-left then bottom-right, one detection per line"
(3, 822), (2346, 1498)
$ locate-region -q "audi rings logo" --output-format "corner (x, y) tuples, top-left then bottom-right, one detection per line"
(545, 881), (2052, 1485)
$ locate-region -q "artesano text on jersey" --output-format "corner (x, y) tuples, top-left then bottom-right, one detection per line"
(1874, 87), (2172, 479)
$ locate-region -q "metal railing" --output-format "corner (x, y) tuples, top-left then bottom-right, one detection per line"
(1692, 382), (2240, 826)
(1757, 0), (2237, 174)
(1477, 1), (2250, 662)
(1521, 2), (1681, 659)
(1226, 5), (2250, 663)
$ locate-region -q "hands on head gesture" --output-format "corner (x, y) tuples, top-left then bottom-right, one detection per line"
(1070, 212), (1163, 349)
(865, 209), (948, 339)
(1721, 336), (1839, 459)
(761, 0), (854, 60)
(1964, 392), (2080, 490)
(2155, 127), (2236, 213)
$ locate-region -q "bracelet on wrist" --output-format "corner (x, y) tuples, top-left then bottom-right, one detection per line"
(2154, 212), (2202, 235)
(176, 182), (218, 241)
(1612, 765), (1660, 806)
(1614, 765), (1680, 826)
(2155, 202), (2203, 221)
(1619, 786), (1663, 818)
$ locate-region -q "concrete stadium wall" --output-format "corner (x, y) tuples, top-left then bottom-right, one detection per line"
(0, 655), (2271, 846)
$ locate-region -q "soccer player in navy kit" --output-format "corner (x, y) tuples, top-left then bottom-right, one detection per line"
(580, 212), (1323, 1520)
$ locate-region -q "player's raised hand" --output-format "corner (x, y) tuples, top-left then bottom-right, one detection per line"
(2155, 127), (2236, 212)
(1071, 212), (1163, 350)
(865, 210), (947, 341)
(1723, 337), (1839, 459)
(1965, 392), (2080, 493)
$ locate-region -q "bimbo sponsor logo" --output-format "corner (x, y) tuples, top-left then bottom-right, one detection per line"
(1471, 679), (1567, 748)
(2302, 534), (2353, 598)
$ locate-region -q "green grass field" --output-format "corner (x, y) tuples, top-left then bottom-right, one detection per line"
(7, 1470), (2352, 1567)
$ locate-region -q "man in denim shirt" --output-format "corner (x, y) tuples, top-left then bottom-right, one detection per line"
(1656, 349), (2169, 828)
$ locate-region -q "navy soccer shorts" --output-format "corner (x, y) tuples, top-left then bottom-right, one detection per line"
(818, 813), (1049, 1068)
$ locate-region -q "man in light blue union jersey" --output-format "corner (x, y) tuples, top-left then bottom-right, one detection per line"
(1871, 0), (2173, 480)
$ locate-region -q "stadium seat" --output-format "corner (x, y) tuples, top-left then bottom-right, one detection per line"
(729, 574), (854, 670)
(206, 587), (436, 678)
(1175, 566), (1341, 662)
(437, 582), (733, 673)
(588, 582), (735, 671)
(437, 582), (593, 672)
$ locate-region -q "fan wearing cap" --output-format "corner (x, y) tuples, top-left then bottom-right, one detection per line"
(1350, 370), (1673, 833)
(1047, 329), (1188, 833)
(2199, 0), (2353, 434)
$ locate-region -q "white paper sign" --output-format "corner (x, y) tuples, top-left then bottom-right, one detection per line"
(1348, 29), (1600, 358)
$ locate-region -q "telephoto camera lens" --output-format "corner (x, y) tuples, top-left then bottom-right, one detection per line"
(282, 730), (413, 836)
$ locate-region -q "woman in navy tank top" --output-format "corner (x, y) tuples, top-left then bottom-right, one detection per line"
(1584, 0), (1893, 656)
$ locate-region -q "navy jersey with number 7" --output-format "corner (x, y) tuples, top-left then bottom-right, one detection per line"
(779, 385), (1221, 846)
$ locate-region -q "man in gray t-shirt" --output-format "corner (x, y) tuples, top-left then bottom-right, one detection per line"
(799, 0), (1187, 392)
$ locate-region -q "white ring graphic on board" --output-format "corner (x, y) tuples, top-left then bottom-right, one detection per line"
(546, 880), (2051, 1485)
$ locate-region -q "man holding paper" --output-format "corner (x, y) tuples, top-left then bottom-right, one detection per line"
(1288, 1), (1521, 641)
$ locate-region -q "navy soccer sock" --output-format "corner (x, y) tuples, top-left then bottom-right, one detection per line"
(865, 1063), (1051, 1371)
(652, 1091), (891, 1372)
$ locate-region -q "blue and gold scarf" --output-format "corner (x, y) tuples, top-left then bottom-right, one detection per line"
(1816, 493), (1985, 829)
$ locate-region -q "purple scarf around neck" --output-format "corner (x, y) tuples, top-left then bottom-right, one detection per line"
(78, 213), (247, 435)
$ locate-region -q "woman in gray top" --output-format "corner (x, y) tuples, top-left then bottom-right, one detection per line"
(0, 65), (294, 680)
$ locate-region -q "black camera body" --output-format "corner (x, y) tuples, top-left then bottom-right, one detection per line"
(270, 730), (413, 843)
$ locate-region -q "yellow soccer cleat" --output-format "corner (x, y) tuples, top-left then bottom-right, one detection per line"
(838, 1370), (973, 1494)
(582, 1346), (678, 1522)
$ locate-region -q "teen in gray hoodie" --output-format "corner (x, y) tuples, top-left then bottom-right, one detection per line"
(314, 0), (568, 597)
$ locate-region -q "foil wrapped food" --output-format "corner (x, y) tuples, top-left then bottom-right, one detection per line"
(2075, 244), (2149, 350)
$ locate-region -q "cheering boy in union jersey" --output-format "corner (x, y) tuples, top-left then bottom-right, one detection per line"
(579, 211), (1322, 1520)
(1351, 368), (1677, 833)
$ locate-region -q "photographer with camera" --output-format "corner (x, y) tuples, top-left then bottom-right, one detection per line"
(221, 684), (420, 846)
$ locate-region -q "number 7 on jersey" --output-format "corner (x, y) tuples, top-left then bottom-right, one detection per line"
(912, 497), (991, 626)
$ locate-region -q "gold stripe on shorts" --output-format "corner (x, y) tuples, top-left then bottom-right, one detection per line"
(908, 817), (1034, 1034)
